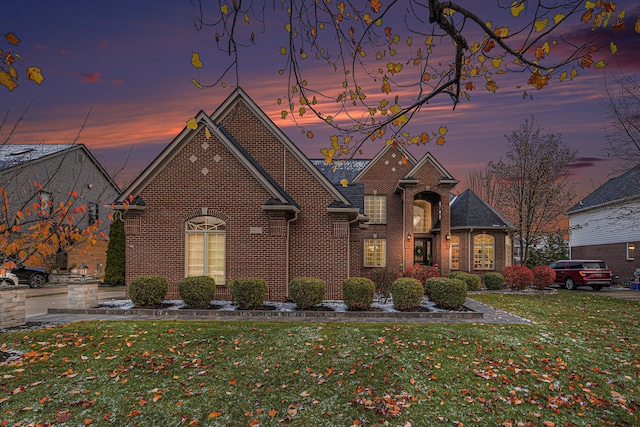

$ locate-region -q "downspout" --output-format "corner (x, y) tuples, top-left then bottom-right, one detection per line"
(395, 184), (407, 271)
(286, 211), (298, 297)
(347, 215), (361, 278)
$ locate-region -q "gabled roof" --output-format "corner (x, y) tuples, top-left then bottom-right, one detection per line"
(0, 143), (121, 194)
(568, 163), (640, 214)
(311, 159), (370, 185)
(352, 144), (417, 182)
(404, 152), (458, 186)
(116, 87), (352, 212)
(441, 189), (514, 230)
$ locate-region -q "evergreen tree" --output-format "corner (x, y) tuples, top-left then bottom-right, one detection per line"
(104, 218), (125, 286)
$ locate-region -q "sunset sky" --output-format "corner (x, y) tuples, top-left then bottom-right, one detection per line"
(2, 0), (639, 200)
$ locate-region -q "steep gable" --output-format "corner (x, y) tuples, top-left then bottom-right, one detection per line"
(404, 152), (458, 186)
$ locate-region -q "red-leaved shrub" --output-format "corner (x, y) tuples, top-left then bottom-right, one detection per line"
(503, 265), (534, 290)
(532, 265), (556, 290)
(403, 264), (439, 285)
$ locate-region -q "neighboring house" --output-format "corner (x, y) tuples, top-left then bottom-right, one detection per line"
(0, 143), (121, 274)
(567, 164), (640, 282)
(116, 87), (514, 301)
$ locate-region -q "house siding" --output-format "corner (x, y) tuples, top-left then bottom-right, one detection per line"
(569, 199), (640, 247)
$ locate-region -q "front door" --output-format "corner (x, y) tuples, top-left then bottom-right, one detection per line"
(414, 238), (433, 265)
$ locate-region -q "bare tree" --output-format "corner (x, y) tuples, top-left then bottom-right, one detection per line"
(190, 1), (634, 159)
(603, 72), (640, 173)
(487, 116), (576, 266)
(461, 169), (502, 208)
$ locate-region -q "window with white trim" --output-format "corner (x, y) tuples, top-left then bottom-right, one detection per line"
(473, 233), (495, 270)
(186, 216), (225, 284)
(364, 238), (386, 267)
(450, 235), (460, 270)
(627, 242), (635, 260)
(364, 195), (386, 224)
(413, 200), (431, 233)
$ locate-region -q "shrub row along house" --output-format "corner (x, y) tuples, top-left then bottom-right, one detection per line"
(116, 88), (514, 300)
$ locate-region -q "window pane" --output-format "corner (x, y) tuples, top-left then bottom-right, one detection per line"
(450, 235), (460, 270)
(364, 238), (386, 267)
(208, 233), (225, 284)
(628, 243), (635, 260)
(365, 195), (386, 224)
(187, 234), (205, 276)
(473, 234), (494, 270)
(413, 200), (431, 233)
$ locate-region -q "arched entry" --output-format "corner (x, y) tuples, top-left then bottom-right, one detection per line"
(412, 191), (441, 265)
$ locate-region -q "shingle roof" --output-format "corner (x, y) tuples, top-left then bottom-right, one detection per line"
(444, 189), (515, 229)
(311, 159), (370, 185)
(568, 163), (640, 213)
(0, 144), (74, 171)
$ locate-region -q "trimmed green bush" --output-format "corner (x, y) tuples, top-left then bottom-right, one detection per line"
(177, 276), (216, 308)
(483, 272), (505, 290)
(424, 277), (450, 299)
(289, 277), (326, 309)
(128, 275), (168, 307)
(391, 278), (424, 310)
(342, 277), (375, 311)
(231, 278), (268, 309)
(430, 278), (467, 310)
(449, 271), (481, 291)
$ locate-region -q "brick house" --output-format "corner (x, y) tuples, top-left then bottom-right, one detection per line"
(116, 88), (514, 300)
(568, 164), (639, 282)
(0, 144), (121, 274)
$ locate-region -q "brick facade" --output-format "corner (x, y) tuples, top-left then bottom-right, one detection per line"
(118, 88), (513, 301)
(571, 242), (638, 283)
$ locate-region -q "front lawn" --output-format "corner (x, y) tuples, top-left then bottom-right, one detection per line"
(1, 292), (638, 426)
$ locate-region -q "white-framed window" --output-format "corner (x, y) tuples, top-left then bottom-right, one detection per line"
(473, 233), (495, 270)
(364, 238), (386, 267)
(364, 195), (386, 224)
(88, 203), (99, 225)
(505, 235), (512, 267)
(627, 242), (635, 260)
(39, 191), (52, 217)
(450, 235), (460, 270)
(413, 200), (431, 233)
(185, 216), (225, 284)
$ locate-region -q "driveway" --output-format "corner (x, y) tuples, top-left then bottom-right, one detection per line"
(25, 284), (125, 317)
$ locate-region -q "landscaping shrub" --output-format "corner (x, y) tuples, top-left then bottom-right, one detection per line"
(503, 265), (534, 290)
(429, 278), (467, 310)
(104, 219), (125, 286)
(402, 263), (439, 285)
(391, 278), (424, 310)
(424, 277), (450, 299)
(289, 277), (326, 309)
(231, 278), (268, 309)
(177, 276), (215, 308)
(532, 265), (556, 290)
(483, 272), (505, 290)
(342, 277), (375, 311)
(128, 275), (168, 307)
(449, 271), (481, 291)
(369, 267), (399, 302)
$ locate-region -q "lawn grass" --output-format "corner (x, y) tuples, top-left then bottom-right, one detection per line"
(1, 291), (638, 426)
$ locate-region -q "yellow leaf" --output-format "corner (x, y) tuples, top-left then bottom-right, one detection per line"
(281, 110), (288, 120)
(636, 16), (640, 33)
(610, 42), (617, 55)
(595, 60), (606, 68)
(186, 118), (198, 130)
(510, 1), (525, 17)
(381, 77), (391, 94)
(205, 127), (211, 139)
(438, 126), (448, 136)
(0, 70), (18, 92)
(534, 19), (548, 32)
(425, 35), (433, 46)
(191, 78), (203, 89)
(584, 1), (596, 9)
(491, 57), (502, 69)
(191, 52), (203, 68)
(220, 4), (229, 14)
(244, 12), (250, 24)
(26, 67), (44, 85)
(553, 13), (565, 24)
(279, 46), (287, 55)
(436, 136), (445, 146)
(571, 68), (577, 80)
(285, 23), (291, 33)
(339, 179), (348, 188)
(306, 131), (313, 138)
(559, 71), (568, 82)
(485, 79), (498, 92)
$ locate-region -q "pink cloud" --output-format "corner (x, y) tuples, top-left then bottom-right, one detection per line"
(78, 72), (101, 83)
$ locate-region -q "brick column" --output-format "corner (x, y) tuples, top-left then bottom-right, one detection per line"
(67, 280), (99, 309)
(0, 285), (27, 329)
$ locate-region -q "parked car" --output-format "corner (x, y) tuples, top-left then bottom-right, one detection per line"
(548, 260), (612, 291)
(0, 270), (19, 286)
(4, 261), (50, 288)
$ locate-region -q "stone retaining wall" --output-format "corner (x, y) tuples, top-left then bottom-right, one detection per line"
(0, 286), (27, 329)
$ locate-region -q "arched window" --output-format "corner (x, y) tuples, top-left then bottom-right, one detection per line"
(473, 233), (494, 270)
(186, 216), (225, 284)
(450, 235), (460, 270)
(413, 200), (431, 233)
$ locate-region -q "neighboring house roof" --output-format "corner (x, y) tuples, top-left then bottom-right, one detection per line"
(438, 189), (515, 230)
(0, 143), (121, 194)
(0, 144), (74, 171)
(568, 163), (640, 214)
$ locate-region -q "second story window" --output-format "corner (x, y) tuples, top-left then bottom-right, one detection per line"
(364, 195), (386, 224)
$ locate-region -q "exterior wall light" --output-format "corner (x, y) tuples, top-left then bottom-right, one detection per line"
(78, 263), (88, 277)
(407, 232), (411, 241)
(446, 233), (451, 240)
